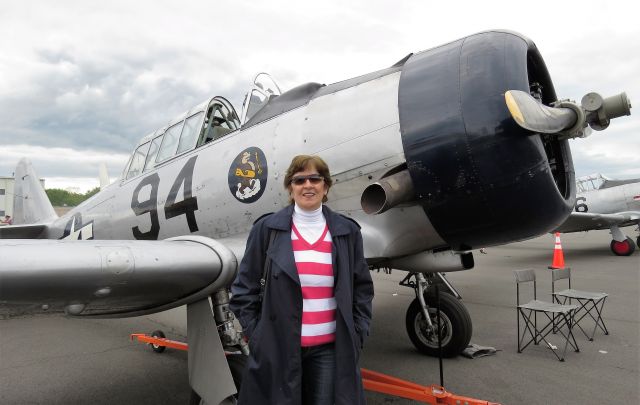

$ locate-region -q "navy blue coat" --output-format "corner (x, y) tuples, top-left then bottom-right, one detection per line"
(230, 204), (374, 405)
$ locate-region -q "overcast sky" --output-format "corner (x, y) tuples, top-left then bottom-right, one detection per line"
(1, 0), (638, 192)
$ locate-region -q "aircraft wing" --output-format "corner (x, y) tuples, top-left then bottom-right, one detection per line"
(0, 223), (48, 239)
(1, 155), (250, 320)
(0, 236), (238, 318)
(555, 211), (640, 233)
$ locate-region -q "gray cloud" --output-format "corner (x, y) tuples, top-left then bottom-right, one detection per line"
(1, 0), (638, 190)
(1, 42), (247, 154)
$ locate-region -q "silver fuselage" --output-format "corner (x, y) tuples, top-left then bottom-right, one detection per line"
(46, 72), (443, 262)
(575, 182), (640, 217)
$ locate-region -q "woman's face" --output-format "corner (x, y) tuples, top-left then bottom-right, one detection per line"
(289, 164), (328, 211)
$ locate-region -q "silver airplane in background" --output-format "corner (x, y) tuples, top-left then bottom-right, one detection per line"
(0, 30), (632, 404)
(555, 173), (640, 255)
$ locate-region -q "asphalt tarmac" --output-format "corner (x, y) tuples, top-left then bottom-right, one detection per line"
(1, 229), (638, 404)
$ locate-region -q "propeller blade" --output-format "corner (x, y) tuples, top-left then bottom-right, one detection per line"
(505, 90), (578, 134)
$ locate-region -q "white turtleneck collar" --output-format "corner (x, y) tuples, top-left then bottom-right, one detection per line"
(293, 204), (323, 223)
(292, 204), (326, 243)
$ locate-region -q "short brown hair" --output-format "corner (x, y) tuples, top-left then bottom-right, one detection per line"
(284, 155), (333, 204)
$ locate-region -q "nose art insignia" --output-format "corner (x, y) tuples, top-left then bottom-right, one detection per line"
(228, 147), (268, 203)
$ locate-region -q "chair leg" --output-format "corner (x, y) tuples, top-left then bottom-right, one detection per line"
(552, 311), (579, 361)
(586, 298), (609, 340)
(552, 312), (579, 353)
(517, 309), (521, 353)
(519, 309), (579, 361)
(572, 298), (609, 341)
(559, 313), (571, 361)
(591, 297), (609, 337)
(547, 311), (579, 359)
(519, 310), (550, 352)
(518, 309), (539, 352)
(552, 295), (569, 334)
(534, 311), (538, 345)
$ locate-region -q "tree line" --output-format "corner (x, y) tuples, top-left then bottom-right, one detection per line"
(45, 187), (100, 207)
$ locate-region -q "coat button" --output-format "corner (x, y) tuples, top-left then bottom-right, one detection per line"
(270, 314), (277, 321)
(273, 273), (278, 279)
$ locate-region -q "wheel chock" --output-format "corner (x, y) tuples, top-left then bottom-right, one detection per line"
(130, 333), (500, 404)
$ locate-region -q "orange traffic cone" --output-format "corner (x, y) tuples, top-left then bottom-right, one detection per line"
(549, 232), (565, 269)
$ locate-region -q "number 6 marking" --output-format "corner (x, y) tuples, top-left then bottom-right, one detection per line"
(575, 196), (588, 213)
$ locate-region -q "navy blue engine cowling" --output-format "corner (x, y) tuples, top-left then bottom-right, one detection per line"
(398, 31), (575, 250)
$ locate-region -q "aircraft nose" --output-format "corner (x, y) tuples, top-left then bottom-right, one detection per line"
(396, 31), (575, 250)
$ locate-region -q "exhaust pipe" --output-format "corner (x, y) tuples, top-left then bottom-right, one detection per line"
(361, 169), (415, 215)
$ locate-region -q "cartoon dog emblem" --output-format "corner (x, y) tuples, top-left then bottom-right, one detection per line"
(235, 151), (261, 199)
(228, 147), (268, 203)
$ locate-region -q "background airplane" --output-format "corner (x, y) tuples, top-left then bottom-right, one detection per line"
(555, 173), (640, 255)
(0, 30), (632, 404)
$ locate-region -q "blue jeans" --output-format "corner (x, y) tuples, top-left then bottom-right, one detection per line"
(301, 343), (336, 405)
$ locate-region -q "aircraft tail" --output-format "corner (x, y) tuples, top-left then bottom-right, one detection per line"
(99, 163), (110, 190)
(13, 159), (58, 225)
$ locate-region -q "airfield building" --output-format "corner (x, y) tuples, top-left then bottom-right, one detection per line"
(0, 176), (46, 219)
(0, 176), (15, 218)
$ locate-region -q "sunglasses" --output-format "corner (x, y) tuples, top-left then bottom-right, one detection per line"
(290, 174), (325, 186)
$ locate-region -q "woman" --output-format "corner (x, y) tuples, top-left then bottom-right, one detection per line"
(230, 155), (374, 405)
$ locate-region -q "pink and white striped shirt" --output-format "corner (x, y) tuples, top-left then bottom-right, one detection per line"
(292, 222), (336, 347)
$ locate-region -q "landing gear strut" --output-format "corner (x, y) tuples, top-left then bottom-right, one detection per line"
(401, 273), (472, 357)
(190, 289), (249, 405)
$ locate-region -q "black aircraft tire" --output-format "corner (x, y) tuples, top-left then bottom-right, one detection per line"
(610, 237), (636, 256)
(405, 292), (472, 357)
(150, 330), (166, 353)
(189, 353), (248, 405)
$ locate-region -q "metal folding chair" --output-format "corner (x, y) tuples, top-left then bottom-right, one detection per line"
(551, 268), (609, 341)
(514, 269), (580, 361)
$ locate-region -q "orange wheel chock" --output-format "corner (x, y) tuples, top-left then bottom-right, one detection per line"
(130, 333), (500, 404)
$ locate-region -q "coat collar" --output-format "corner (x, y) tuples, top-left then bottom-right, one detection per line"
(264, 204), (351, 236)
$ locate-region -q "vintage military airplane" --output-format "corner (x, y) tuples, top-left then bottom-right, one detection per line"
(0, 30), (632, 404)
(554, 173), (640, 255)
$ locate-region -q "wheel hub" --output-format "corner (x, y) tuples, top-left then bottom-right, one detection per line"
(612, 240), (630, 255)
(414, 310), (453, 348)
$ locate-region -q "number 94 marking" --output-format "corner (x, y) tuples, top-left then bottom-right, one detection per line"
(131, 156), (199, 240)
